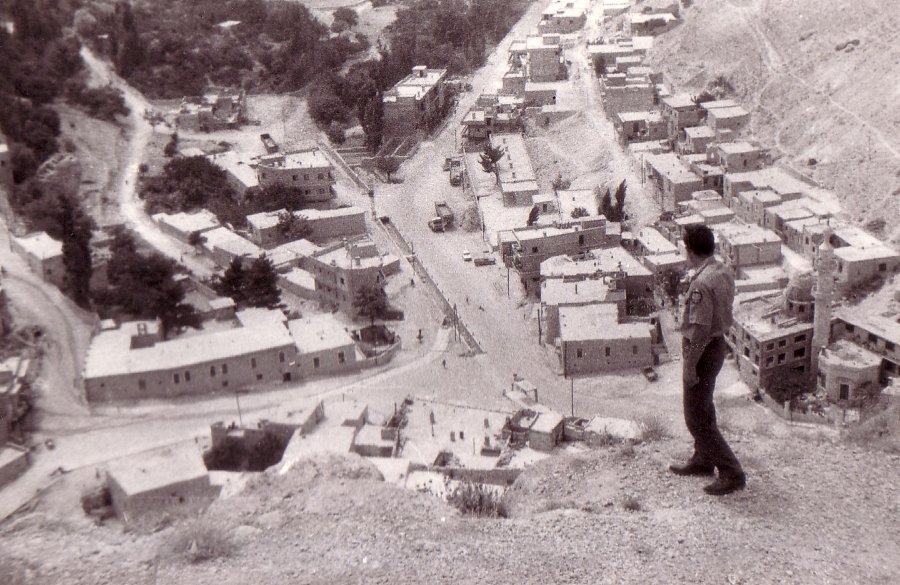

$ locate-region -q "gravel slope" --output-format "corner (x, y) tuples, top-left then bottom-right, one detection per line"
(4, 432), (899, 585)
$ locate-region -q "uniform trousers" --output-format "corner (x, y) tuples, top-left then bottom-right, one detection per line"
(683, 336), (743, 478)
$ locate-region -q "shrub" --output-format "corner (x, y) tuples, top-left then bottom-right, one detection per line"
(168, 519), (238, 563)
(639, 414), (670, 442)
(446, 480), (507, 518)
(570, 206), (589, 219)
(622, 495), (641, 512)
(326, 121), (346, 144)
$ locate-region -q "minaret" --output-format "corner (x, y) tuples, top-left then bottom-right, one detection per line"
(811, 225), (835, 379)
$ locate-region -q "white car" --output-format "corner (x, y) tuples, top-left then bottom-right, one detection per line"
(462, 250), (472, 262)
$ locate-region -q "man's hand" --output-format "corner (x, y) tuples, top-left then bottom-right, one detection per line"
(683, 366), (699, 388)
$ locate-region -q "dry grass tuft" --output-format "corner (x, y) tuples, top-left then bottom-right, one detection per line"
(166, 518), (239, 563)
(640, 414), (671, 442)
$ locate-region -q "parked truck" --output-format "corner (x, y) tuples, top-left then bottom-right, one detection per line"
(428, 201), (455, 232)
(260, 133), (279, 154)
(444, 156), (463, 186)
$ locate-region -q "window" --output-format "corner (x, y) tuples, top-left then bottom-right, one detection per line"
(210, 366), (216, 377)
(765, 342), (774, 351)
(313, 357), (320, 369)
(794, 334), (806, 343)
(778, 353), (786, 364)
(338, 351), (346, 364)
(846, 324), (855, 333)
(632, 345), (638, 355)
(743, 347), (750, 358)
(604, 347), (611, 357)
(576, 348), (583, 358)
(318, 188), (324, 194)
(778, 339), (786, 348)
(868, 333), (878, 344)
(303, 173), (309, 180)
(256, 374), (263, 381)
(879, 263), (887, 272)
(578, 235), (585, 246)
(292, 174), (297, 181)
(251, 358), (257, 369)
(318, 173), (324, 180)
(799, 305), (805, 313)
(174, 373), (180, 384)
(793, 347), (805, 358)
(222, 381), (228, 387)
(766, 356), (774, 367)
(138, 380), (146, 391)
(279, 352), (285, 363)
(340, 277), (345, 285)
(221, 363), (228, 375)
(185, 371), (191, 382)
(532, 246), (538, 253)
(887, 342), (896, 351)
(839, 383), (850, 400)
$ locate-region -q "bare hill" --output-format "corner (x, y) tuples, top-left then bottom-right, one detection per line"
(4, 435), (900, 584)
(646, 0), (900, 241)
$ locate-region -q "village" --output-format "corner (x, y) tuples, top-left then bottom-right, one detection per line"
(0, 2), (899, 576)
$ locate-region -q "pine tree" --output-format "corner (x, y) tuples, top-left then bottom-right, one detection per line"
(215, 258), (247, 304)
(479, 144), (506, 184)
(244, 255), (280, 308)
(526, 205), (540, 227)
(614, 179), (627, 222)
(58, 195), (94, 307)
(600, 187), (614, 220)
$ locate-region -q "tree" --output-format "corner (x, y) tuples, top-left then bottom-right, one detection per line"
(157, 277), (202, 339)
(570, 206), (589, 219)
(163, 133), (178, 157)
(187, 231), (207, 250)
(552, 173), (571, 191)
(58, 195), (94, 307)
(359, 90), (384, 152)
(526, 205), (540, 227)
(692, 90), (716, 107)
(276, 211), (312, 242)
(479, 143), (505, 183)
(333, 7), (359, 28)
(592, 55), (607, 77)
(326, 121), (346, 145)
(215, 258), (247, 304)
(599, 187), (614, 219)
(374, 156), (401, 182)
(613, 179), (627, 222)
(243, 256), (280, 308)
(353, 283), (388, 324)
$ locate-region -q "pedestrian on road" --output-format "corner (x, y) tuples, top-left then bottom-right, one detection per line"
(442, 358), (447, 369)
(670, 225), (745, 496)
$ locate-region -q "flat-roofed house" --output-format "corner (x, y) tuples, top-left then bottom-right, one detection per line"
(615, 111), (667, 145)
(540, 278), (626, 342)
(83, 318), (299, 402)
(255, 149), (336, 202)
(661, 93), (703, 141)
(383, 66), (449, 137)
(538, 0), (589, 34)
(644, 152), (703, 210)
(526, 34), (566, 82)
(152, 210), (221, 244)
(288, 315), (362, 379)
(559, 304), (653, 374)
(201, 227), (263, 268)
(12, 232), (64, 287)
(714, 222), (782, 268)
(540, 247), (654, 308)
(833, 305), (900, 384)
(706, 105), (750, 135)
(306, 238), (401, 315)
(709, 141), (767, 173)
(206, 150), (260, 200)
(107, 444), (219, 523)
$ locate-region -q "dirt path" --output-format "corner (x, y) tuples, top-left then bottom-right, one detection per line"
(79, 48), (216, 279)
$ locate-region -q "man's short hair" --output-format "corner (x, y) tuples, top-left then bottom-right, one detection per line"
(683, 224), (716, 256)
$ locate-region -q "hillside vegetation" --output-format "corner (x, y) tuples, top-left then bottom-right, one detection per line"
(646, 0), (900, 241)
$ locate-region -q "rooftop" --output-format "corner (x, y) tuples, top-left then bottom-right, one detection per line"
(684, 126), (716, 139)
(257, 149), (332, 170)
(734, 294), (814, 342)
(661, 93), (696, 110)
(526, 34), (561, 50)
(637, 226), (678, 255)
(645, 152), (701, 185)
(268, 239), (322, 267)
(385, 67), (447, 101)
(152, 210), (220, 234)
(202, 227), (263, 259)
(707, 105), (750, 120)
(541, 278), (622, 306)
(288, 315), (355, 355)
(718, 141), (760, 155)
(84, 320), (295, 379)
(699, 99), (738, 111)
(726, 167), (810, 198)
(13, 232), (62, 259)
(540, 247), (652, 279)
(715, 222), (782, 246)
(559, 304), (652, 342)
(822, 339), (883, 369)
(279, 267), (316, 289)
(107, 444), (208, 496)
(207, 151), (258, 189)
(618, 110), (664, 123)
(246, 209), (283, 231)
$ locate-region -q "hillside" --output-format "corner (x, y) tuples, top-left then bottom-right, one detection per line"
(645, 0), (900, 241)
(3, 432), (900, 584)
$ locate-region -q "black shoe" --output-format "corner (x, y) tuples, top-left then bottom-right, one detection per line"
(669, 462), (715, 476)
(703, 473), (746, 496)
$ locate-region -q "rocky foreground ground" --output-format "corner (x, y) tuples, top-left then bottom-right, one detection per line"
(3, 427), (899, 585)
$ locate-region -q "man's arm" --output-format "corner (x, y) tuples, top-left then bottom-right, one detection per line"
(682, 322), (712, 385)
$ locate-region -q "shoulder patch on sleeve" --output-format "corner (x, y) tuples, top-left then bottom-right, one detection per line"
(689, 289), (703, 305)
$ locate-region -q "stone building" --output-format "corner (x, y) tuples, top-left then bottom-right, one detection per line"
(383, 66), (449, 137)
(255, 149), (336, 202)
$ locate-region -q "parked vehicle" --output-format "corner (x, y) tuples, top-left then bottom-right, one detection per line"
(462, 250), (473, 262)
(434, 201), (454, 228)
(259, 133), (279, 154)
(428, 217), (447, 232)
(444, 156), (463, 186)
(642, 366), (658, 382)
(473, 252), (496, 266)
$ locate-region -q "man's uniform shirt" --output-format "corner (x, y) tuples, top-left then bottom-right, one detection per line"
(681, 257), (735, 341)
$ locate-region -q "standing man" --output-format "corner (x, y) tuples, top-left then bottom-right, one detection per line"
(670, 225), (745, 495)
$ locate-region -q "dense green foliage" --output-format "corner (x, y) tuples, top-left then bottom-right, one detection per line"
(213, 256), (281, 309)
(310, 0), (530, 147)
(64, 81), (129, 121)
(95, 229), (201, 338)
(81, 0), (368, 98)
(58, 195), (95, 307)
(353, 283), (389, 323)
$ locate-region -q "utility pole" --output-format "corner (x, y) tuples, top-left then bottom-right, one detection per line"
(537, 305), (543, 345)
(234, 390), (247, 427)
(507, 266), (510, 298)
(571, 377), (575, 417)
